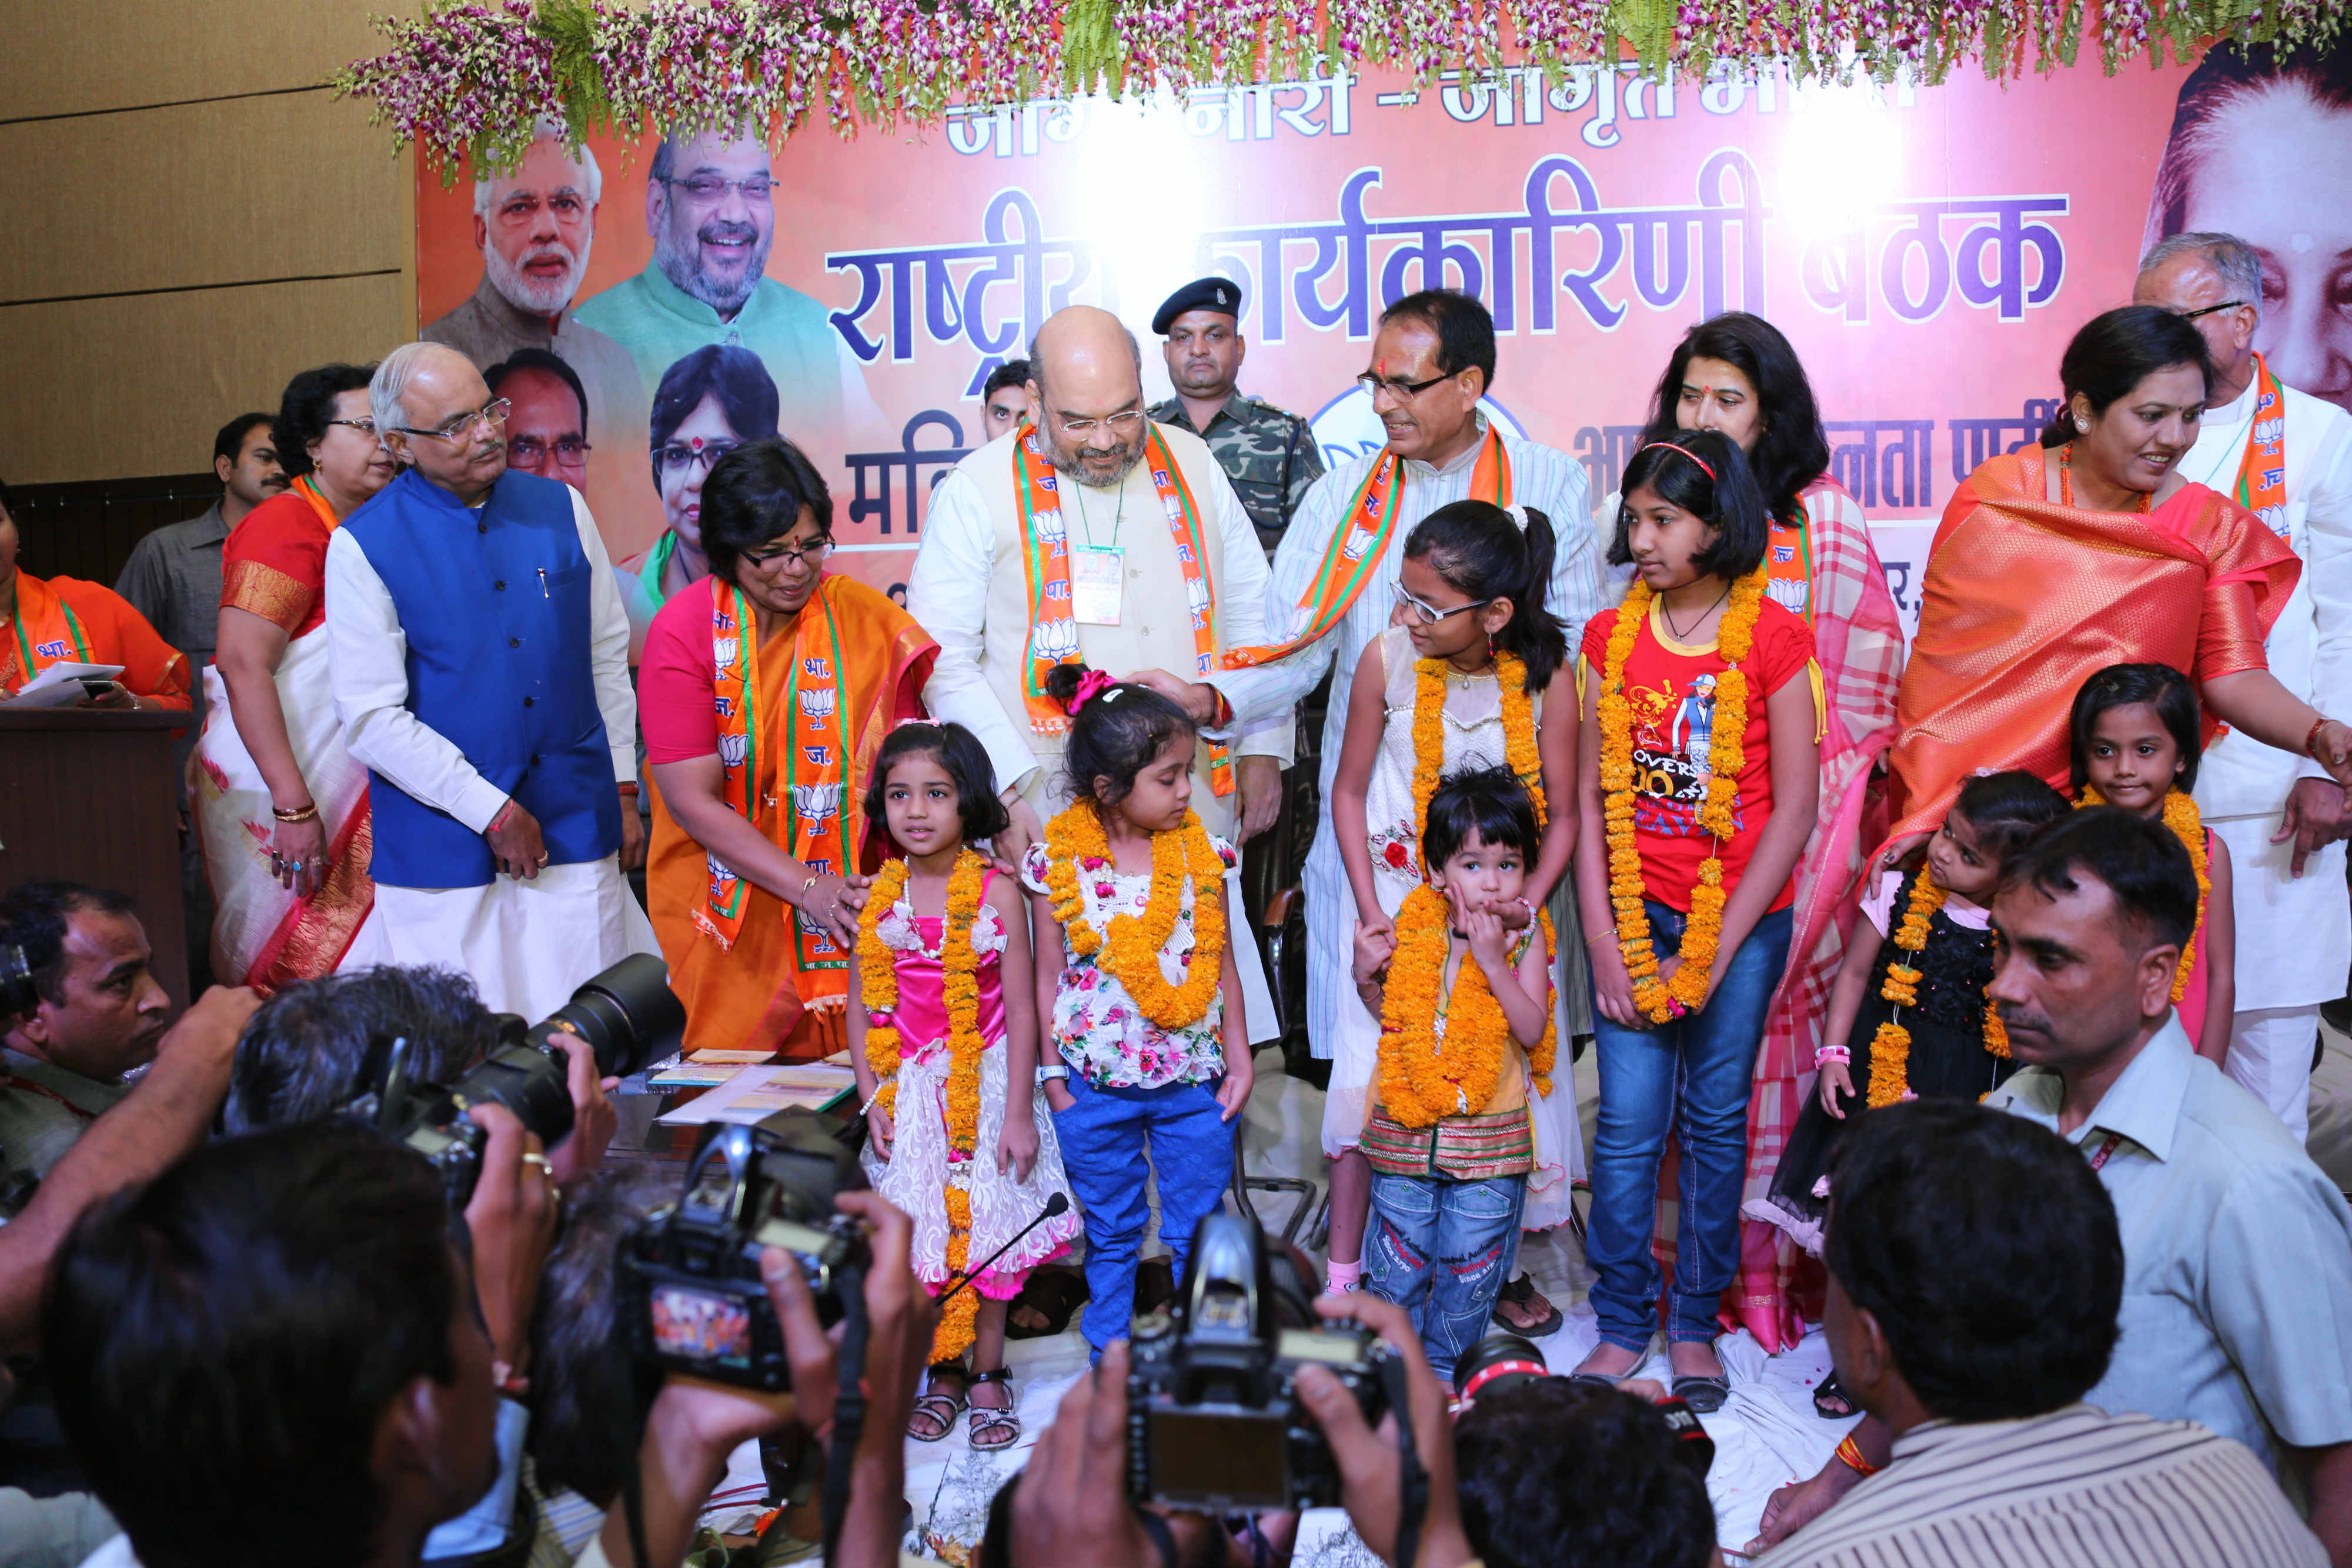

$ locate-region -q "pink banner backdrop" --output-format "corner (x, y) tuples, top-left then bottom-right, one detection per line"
(414, 48), (2352, 631)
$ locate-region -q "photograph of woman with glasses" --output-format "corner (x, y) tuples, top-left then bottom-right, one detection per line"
(620, 345), (783, 638)
(639, 437), (940, 1059)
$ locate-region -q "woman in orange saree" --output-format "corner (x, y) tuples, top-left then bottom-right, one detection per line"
(1887, 306), (2352, 850)
(196, 366), (397, 991)
(643, 439), (937, 1061)
(0, 489), (191, 712)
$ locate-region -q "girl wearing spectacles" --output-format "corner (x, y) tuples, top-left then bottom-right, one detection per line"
(1321, 498), (1581, 1309)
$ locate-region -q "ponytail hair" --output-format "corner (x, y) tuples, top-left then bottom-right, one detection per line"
(1947, 770), (2071, 864)
(1401, 500), (1568, 694)
(1610, 428), (1769, 580)
(1041, 663), (1198, 808)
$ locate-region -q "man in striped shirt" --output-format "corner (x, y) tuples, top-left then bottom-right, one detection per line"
(1758, 1095), (2325, 1568)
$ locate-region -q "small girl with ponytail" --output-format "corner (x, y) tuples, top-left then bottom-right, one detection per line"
(1019, 663), (1251, 1356)
(1326, 497), (1581, 1311)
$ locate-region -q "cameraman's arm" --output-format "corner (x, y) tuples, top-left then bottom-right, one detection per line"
(461, 1105), (560, 1373)
(832, 1190), (938, 1568)
(1292, 1293), (1475, 1568)
(0, 985), (258, 1353)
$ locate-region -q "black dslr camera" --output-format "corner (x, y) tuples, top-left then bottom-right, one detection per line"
(1127, 1212), (1391, 1512)
(355, 953), (682, 1205)
(1, 944), (36, 1028)
(621, 1108), (870, 1391)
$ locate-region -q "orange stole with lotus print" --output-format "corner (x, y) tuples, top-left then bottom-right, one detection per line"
(1886, 446), (2298, 842)
(646, 574), (937, 1060)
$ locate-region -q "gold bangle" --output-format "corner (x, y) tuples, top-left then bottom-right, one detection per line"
(272, 802), (319, 824)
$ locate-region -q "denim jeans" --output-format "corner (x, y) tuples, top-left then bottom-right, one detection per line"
(1367, 1171), (1526, 1381)
(1050, 1074), (1237, 1352)
(1587, 901), (1792, 1350)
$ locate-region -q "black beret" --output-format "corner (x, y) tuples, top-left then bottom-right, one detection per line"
(1151, 276), (1244, 335)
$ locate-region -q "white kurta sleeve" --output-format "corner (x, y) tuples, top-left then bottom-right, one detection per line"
(325, 527), (513, 835)
(1204, 465), (1294, 764)
(2298, 409), (2352, 782)
(572, 488), (638, 785)
(906, 469), (1041, 795)
(1201, 463), (1351, 731)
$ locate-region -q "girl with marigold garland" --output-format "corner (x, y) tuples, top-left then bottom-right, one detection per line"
(849, 721), (1083, 1449)
(1355, 766), (1556, 1380)
(1018, 663), (1250, 1358)
(2069, 663), (2234, 1057)
(1328, 497), (1579, 1328)
(1569, 430), (1821, 1409)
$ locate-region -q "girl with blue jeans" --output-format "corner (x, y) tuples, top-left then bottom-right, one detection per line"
(1022, 663), (1252, 1355)
(1571, 430), (1820, 1409)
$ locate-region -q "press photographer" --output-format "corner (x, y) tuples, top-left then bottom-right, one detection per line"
(1, 882), (175, 1182)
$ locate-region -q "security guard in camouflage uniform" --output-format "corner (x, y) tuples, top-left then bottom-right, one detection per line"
(1148, 276), (1327, 1062)
(1147, 276), (1324, 557)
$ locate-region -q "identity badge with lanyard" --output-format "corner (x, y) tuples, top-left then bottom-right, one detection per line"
(1068, 479), (1126, 626)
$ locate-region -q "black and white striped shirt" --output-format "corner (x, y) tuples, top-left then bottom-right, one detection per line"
(1755, 1405), (2326, 1568)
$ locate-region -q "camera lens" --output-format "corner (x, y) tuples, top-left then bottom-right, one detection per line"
(539, 954), (684, 1079)
(1455, 1330), (1552, 1403)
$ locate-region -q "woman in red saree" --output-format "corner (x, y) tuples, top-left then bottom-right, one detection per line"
(1888, 306), (2352, 852)
(642, 439), (937, 1061)
(196, 365), (397, 991)
(0, 486), (190, 711)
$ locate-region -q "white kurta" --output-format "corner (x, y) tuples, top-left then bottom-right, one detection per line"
(1204, 420), (1606, 1221)
(2181, 377), (2352, 1014)
(324, 483), (656, 1019)
(907, 423), (1291, 1040)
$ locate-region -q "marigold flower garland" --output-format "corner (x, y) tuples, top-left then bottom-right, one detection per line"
(1408, 651), (1547, 868)
(1377, 883), (1556, 1127)
(1598, 568), (1766, 1024)
(2079, 786), (2208, 1004)
(1860, 872), (2020, 1106)
(855, 846), (990, 1361)
(1043, 803), (1225, 1028)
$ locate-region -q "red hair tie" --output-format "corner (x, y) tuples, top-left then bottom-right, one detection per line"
(1068, 668), (1117, 712)
(1638, 440), (1716, 482)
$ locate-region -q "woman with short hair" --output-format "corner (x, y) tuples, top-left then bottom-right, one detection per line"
(639, 437), (938, 1057)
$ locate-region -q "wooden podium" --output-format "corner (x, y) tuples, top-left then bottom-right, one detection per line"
(0, 708), (189, 1017)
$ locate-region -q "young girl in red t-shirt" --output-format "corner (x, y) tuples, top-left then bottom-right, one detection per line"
(1569, 429), (1821, 1407)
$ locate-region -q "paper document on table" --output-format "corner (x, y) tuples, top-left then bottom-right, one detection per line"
(0, 663), (123, 708)
(654, 1062), (858, 1125)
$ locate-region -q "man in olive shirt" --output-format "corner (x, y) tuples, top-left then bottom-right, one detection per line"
(1145, 276), (1324, 557)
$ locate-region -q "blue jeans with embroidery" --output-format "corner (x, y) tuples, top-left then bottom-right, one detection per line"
(1587, 901), (1792, 1350)
(1366, 1171), (1527, 1382)
(1051, 1073), (1236, 1353)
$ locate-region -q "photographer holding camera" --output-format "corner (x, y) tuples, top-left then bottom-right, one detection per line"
(1, 882), (178, 1181)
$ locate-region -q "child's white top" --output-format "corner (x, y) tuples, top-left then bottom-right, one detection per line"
(1363, 624), (1544, 897)
(1860, 868), (1990, 937)
(1021, 832), (1240, 1089)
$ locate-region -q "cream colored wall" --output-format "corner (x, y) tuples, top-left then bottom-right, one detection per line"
(0, 0), (419, 483)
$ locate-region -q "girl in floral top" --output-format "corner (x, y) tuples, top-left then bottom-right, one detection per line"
(1021, 662), (1250, 1355)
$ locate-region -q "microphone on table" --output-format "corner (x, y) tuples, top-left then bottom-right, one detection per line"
(933, 1193), (1071, 1310)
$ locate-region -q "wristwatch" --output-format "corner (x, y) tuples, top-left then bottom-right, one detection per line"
(1037, 1065), (1071, 1084)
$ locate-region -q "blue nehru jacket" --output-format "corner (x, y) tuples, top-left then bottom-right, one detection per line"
(340, 468), (620, 889)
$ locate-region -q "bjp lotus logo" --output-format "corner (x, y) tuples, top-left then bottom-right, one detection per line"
(1032, 617), (1080, 661)
(718, 733), (749, 769)
(798, 688), (837, 724)
(713, 636), (739, 670)
(1034, 511), (1067, 545)
(705, 850), (735, 889)
(1340, 526), (1378, 563)
(790, 783), (842, 822)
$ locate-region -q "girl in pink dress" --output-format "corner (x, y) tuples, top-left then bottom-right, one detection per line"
(849, 721), (1081, 1450)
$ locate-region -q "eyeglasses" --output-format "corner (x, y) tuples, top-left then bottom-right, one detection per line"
(1395, 588), (1493, 625)
(1357, 371), (1454, 400)
(1051, 408), (1147, 438)
(325, 417), (377, 436)
(2178, 300), (2250, 322)
(741, 537), (833, 572)
(393, 399), (511, 443)
(655, 440), (741, 477)
(659, 173), (777, 205)
(509, 436), (592, 467)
